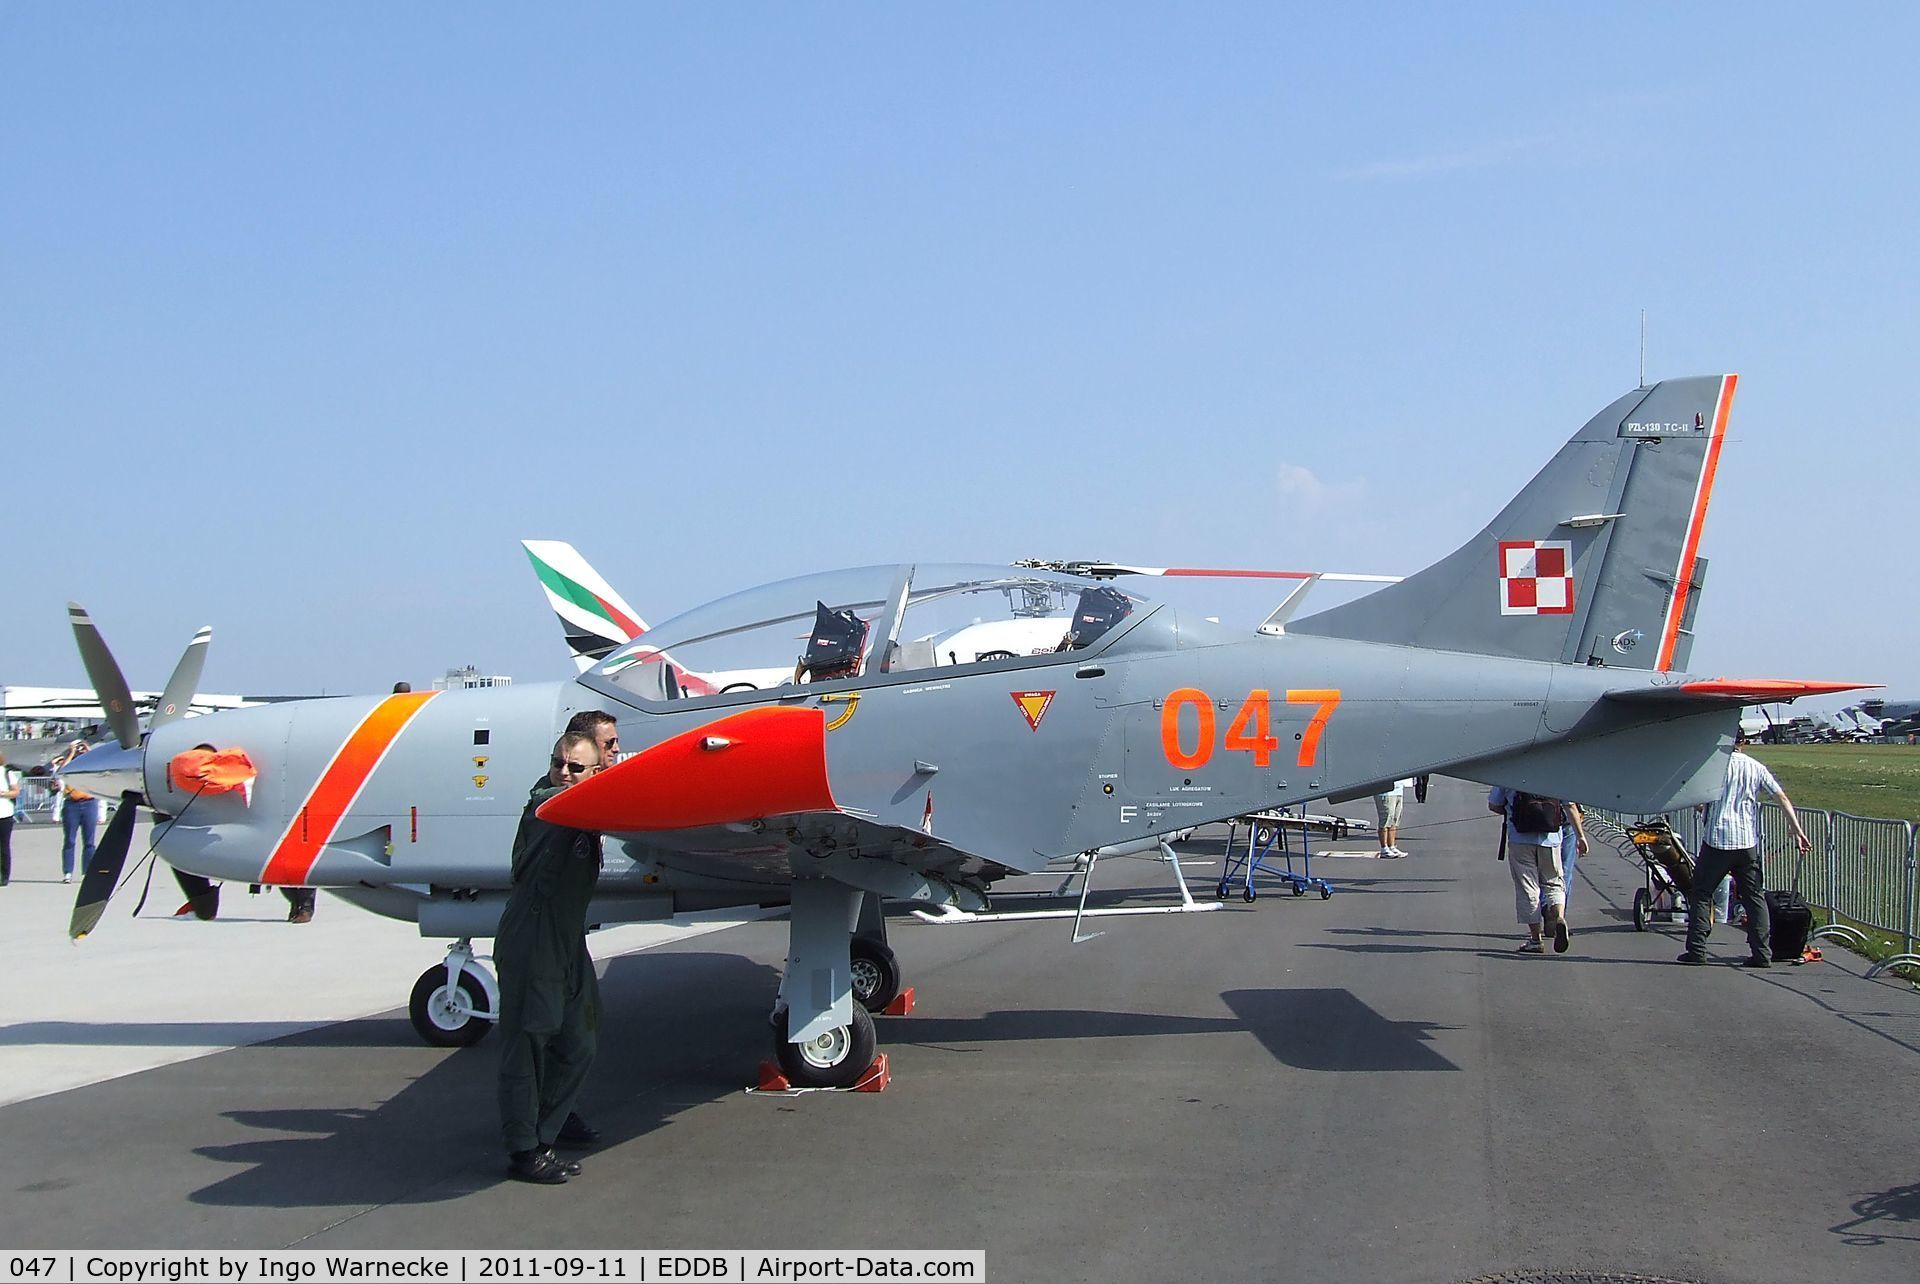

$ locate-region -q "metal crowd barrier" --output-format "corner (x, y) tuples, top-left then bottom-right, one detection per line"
(1587, 801), (1919, 979)
(12, 777), (62, 824)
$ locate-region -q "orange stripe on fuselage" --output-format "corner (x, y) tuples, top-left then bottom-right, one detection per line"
(1656, 374), (1737, 672)
(261, 691), (440, 884)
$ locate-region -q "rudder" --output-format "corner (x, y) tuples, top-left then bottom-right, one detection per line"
(1292, 374), (1736, 671)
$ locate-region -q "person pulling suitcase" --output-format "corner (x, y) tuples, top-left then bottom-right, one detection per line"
(1678, 734), (1811, 967)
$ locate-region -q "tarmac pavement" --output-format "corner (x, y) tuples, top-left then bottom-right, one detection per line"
(0, 781), (1916, 1283)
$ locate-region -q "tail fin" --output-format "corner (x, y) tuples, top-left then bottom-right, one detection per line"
(1292, 374), (1736, 671)
(521, 540), (649, 673)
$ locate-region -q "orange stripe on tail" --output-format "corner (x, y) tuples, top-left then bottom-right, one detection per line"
(1656, 374), (1737, 671)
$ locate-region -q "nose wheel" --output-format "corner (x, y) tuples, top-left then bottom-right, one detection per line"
(408, 939), (498, 1047)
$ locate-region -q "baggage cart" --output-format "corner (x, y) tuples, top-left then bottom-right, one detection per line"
(1626, 818), (1698, 931)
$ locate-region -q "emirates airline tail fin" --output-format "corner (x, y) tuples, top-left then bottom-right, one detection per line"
(521, 540), (648, 673)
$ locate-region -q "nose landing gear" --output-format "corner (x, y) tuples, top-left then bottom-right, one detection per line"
(408, 938), (499, 1047)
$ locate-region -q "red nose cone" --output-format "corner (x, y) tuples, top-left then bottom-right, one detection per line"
(536, 705), (838, 832)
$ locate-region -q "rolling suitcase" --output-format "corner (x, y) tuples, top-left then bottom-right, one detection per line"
(1767, 889), (1814, 961)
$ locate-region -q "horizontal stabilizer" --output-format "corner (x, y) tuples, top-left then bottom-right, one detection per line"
(1604, 679), (1876, 707)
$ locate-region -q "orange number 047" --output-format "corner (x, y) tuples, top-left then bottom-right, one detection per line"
(1159, 688), (1340, 771)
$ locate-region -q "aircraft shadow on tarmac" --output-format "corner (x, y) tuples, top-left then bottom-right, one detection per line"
(1326, 927), (1517, 942)
(885, 989), (1457, 1073)
(185, 952), (780, 1210)
(1830, 1181), (1920, 1246)
(0, 1021), (356, 1048)
(1222, 989), (1458, 1072)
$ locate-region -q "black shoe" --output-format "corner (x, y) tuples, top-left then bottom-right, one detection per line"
(542, 1146), (582, 1176)
(507, 1148), (569, 1184)
(1741, 955), (1774, 969)
(1676, 952), (1707, 965)
(554, 1113), (601, 1149)
(1551, 918), (1570, 954)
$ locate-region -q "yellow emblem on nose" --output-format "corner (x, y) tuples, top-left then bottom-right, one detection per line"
(821, 691), (860, 732)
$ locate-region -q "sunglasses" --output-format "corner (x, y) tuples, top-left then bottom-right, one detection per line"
(550, 758), (593, 775)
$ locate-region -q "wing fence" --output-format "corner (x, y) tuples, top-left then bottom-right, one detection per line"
(1586, 801), (1919, 975)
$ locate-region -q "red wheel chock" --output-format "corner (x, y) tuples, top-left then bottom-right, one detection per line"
(882, 987), (916, 1016)
(749, 1053), (890, 1095)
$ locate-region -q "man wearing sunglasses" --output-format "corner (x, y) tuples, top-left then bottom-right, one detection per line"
(497, 731), (606, 1185)
(565, 709), (621, 769)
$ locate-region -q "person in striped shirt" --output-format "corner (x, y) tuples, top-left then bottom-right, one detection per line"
(1679, 735), (1811, 967)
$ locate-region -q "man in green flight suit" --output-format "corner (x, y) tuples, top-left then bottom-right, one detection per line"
(498, 730), (606, 1184)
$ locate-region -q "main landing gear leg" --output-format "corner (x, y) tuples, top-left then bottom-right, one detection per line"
(773, 879), (876, 1089)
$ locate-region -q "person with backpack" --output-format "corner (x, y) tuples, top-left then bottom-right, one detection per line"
(1678, 734), (1811, 967)
(1487, 786), (1572, 953)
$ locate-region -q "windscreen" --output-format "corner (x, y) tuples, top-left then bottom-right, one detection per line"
(588, 564), (1151, 704)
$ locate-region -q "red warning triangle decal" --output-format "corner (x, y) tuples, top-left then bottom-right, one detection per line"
(1011, 690), (1057, 731)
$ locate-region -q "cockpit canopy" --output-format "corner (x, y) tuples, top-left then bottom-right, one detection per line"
(586, 563), (1154, 706)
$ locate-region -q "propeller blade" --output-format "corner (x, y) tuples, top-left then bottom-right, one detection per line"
(150, 626), (212, 732)
(67, 603), (141, 751)
(70, 793), (140, 940)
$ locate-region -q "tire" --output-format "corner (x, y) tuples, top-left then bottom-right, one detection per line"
(1319, 885), (1333, 900)
(774, 1003), (876, 1089)
(1291, 883), (1308, 898)
(849, 937), (901, 1013)
(1242, 887), (1257, 903)
(1216, 882), (1232, 901)
(409, 966), (493, 1047)
(1632, 888), (1650, 933)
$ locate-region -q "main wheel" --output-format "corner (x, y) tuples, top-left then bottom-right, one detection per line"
(774, 1003), (877, 1089)
(1632, 888), (1650, 933)
(409, 965), (493, 1047)
(849, 937), (901, 1013)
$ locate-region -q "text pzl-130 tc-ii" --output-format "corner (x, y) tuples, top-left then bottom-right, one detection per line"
(62, 374), (1869, 1088)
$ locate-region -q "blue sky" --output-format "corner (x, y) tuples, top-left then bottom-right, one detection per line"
(4, 5), (1913, 708)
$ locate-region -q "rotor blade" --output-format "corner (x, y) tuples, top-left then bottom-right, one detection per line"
(67, 603), (141, 750)
(150, 626), (212, 732)
(70, 793), (140, 940)
(1015, 558), (1401, 583)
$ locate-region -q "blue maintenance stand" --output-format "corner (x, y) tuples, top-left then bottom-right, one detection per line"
(1217, 807), (1336, 902)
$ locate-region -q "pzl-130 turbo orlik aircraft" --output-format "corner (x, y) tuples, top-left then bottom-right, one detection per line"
(64, 374), (1870, 1088)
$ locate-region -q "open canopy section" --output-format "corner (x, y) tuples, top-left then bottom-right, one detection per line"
(586, 563), (1157, 705)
